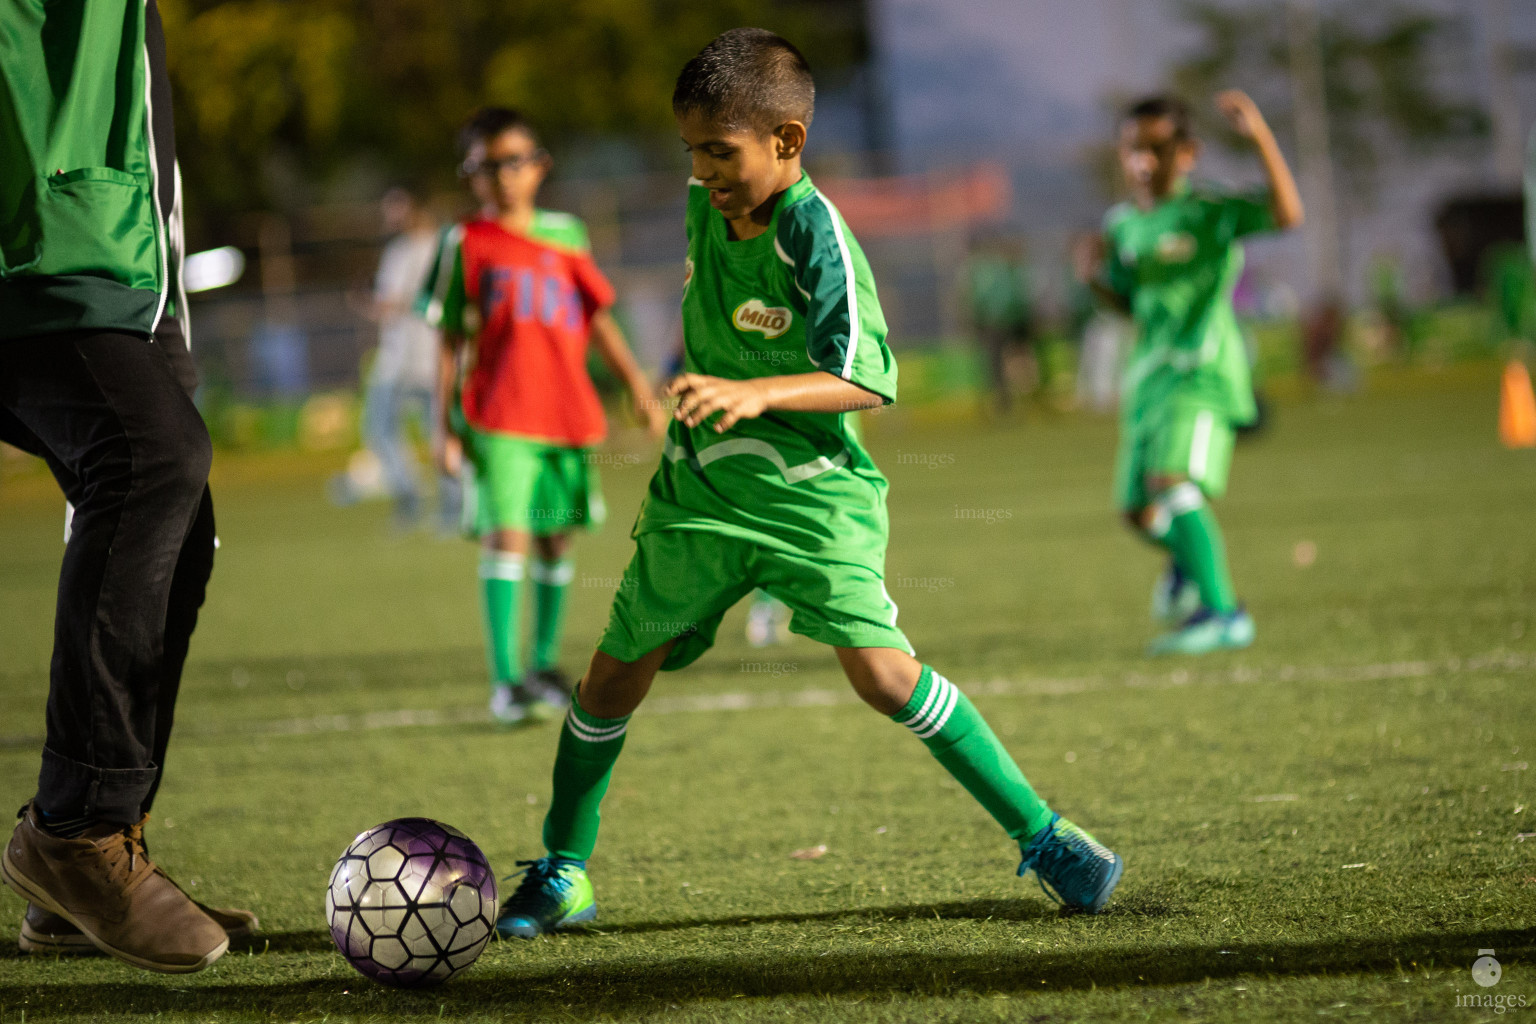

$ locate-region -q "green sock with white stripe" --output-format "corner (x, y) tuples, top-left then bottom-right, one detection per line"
(531, 557), (574, 671)
(893, 666), (1053, 842)
(542, 693), (630, 861)
(480, 552), (524, 687)
(1147, 483), (1237, 615)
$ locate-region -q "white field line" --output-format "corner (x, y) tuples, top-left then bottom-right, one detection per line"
(1, 652), (1531, 748)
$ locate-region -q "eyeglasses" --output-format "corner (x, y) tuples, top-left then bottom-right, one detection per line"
(459, 150), (549, 178)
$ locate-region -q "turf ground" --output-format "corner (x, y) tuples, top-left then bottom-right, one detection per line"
(0, 364), (1533, 1022)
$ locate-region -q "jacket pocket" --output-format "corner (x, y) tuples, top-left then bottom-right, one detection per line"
(22, 168), (159, 288)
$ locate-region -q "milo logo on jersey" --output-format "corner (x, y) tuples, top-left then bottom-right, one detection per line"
(732, 298), (793, 338)
(1155, 231), (1198, 264)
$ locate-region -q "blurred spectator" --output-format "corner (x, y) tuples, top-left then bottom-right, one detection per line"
(1368, 252), (1413, 360)
(963, 234), (1036, 414)
(1302, 295), (1357, 391)
(332, 188), (458, 530)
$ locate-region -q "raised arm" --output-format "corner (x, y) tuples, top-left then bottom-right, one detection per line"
(1216, 90), (1304, 231)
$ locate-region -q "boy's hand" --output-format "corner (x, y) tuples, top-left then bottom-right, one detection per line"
(434, 431), (463, 476)
(1215, 90), (1268, 141)
(666, 373), (769, 432)
(1072, 232), (1106, 285)
(634, 393), (669, 438)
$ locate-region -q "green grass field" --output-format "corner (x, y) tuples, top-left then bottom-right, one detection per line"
(1, 366), (1533, 1022)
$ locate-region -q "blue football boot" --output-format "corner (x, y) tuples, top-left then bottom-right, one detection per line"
(1148, 606), (1255, 656)
(495, 857), (596, 939)
(1018, 814), (1123, 914)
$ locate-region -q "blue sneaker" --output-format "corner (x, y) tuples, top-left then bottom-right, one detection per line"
(1018, 814), (1123, 914)
(1151, 564), (1200, 623)
(1149, 606), (1255, 656)
(494, 858), (596, 939)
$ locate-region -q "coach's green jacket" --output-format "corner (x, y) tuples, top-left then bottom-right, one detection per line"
(0, 0), (183, 340)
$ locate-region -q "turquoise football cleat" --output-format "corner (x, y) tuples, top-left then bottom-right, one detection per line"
(1018, 814), (1123, 914)
(1148, 606), (1255, 656)
(495, 858), (596, 939)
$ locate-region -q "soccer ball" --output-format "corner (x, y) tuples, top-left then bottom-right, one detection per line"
(325, 817), (499, 987)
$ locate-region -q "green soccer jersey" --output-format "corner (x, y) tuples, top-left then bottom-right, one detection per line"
(636, 171), (898, 566)
(1104, 182), (1274, 426)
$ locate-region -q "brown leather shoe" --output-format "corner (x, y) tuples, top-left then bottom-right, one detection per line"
(2, 803), (228, 972)
(21, 897), (258, 954)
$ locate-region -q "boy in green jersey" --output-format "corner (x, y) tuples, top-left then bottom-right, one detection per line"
(494, 28), (1123, 938)
(1076, 93), (1303, 655)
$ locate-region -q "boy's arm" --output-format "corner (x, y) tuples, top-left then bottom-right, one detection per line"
(590, 311), (667, 437)
(668, 371), (881, 433)
(1216, 90), (1304, 231)
(1072, 233), (1131, 315)
(433, 332), (464, 475)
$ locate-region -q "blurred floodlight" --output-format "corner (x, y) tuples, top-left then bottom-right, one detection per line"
(183, 246), (245, 292)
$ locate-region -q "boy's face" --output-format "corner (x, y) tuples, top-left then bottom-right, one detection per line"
(463, 128), (549, 215)
(1119, 115), (1198, 203)
(677, 110), (803, 222)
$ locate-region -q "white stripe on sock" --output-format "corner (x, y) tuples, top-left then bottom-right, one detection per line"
(530, 560), (575, 586)
(565, 709), (627, 743)
(904, 677), (956, 734)
(904, 677), (947, 731)
(912, 679), (961, 739)
(478, 554), (525, 581)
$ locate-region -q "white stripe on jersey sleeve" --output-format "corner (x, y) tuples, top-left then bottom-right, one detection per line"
(812, 190), (860, 381)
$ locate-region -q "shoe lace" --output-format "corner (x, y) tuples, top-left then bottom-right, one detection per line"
(1019, 813), (1095, 906)
(502, 858), (574, 914)
(95, 821), (156, 895)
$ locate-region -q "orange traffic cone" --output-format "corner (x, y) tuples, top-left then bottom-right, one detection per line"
(1499, 359), (1536, 448)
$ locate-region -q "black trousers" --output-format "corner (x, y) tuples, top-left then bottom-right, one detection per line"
(0, 322), (215, 825)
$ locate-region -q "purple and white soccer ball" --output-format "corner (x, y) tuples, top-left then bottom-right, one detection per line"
(326, 817), (498, 987)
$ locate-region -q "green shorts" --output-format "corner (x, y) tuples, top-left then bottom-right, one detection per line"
(1114, 400), (1235, 511)
(598, 528), (913, 671)
(462, 429), (606, 537)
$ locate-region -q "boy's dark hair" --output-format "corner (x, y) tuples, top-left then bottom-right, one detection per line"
(1124, 95), (1194, 142)
(458, 107), (538, 158)
(672, 28), (814, 134)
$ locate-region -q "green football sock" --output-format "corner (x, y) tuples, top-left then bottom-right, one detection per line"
(893, 666), (1054, 842)
(479, 552), (525, 686)
(530, 557), (574, 671)
(542, 695), (629, 861)
(1148, 483), (1237, 614)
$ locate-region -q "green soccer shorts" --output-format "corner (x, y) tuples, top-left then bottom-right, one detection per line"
(598, 528), (913, 671)
(1115, 399), (1236, 512)
(462, 428), (606, 537)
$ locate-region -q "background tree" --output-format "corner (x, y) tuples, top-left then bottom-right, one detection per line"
(1171, 0), (1486, 299)
(160, 0), (868, 242)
